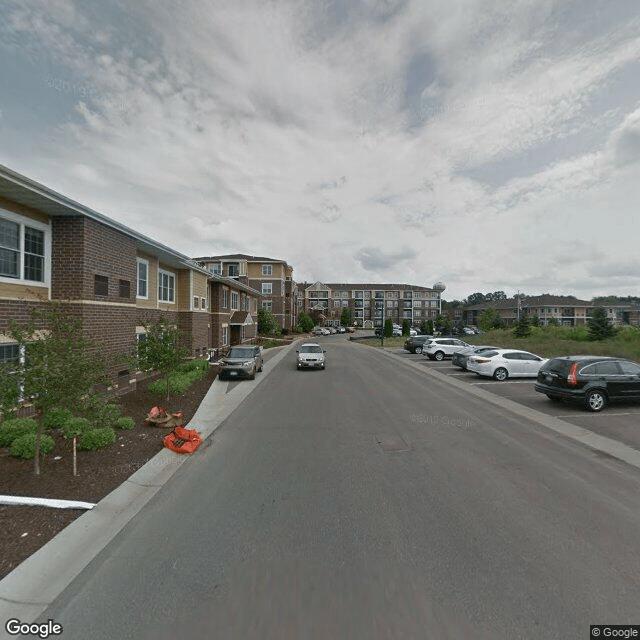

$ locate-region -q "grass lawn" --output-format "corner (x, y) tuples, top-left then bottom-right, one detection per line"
(357, 326), (640, 361)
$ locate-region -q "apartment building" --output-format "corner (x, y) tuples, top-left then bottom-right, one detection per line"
(0, 165), (259, 389)
(298, 282), (445, 328)
(195, 254), (298, 332)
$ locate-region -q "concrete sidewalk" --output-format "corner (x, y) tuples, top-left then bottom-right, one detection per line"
(0, 341), (298, 629)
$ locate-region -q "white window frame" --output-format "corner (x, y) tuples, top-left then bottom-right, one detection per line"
(261, 300), (272, 311)
(158, 268), (175, 303)
(136, 258), (149, 299)
(221, 326), (229, 346)
(0, 209), (51, 287)
(231, 291), (239, 310)
(262, 282), (272, 295)
(262, 264), (272, 275)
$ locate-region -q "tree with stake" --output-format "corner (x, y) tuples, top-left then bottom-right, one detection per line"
(135, 319), (189, 405)
(9, 304), (108, 476)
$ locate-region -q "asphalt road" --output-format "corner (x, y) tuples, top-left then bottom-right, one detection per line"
(40, 337), (640, 639)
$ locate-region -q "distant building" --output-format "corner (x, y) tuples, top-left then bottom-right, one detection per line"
(298, 282), (445, 328)
(195, 254), (298, 332)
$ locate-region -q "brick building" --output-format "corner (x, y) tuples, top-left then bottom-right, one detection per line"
(298, 282), (445, 328)
(194, 254), (298, 332)
(0, 165), (259, 387)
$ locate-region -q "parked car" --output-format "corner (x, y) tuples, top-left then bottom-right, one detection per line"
(423, 338), (471, 361)
(409, 328), (418, 337)
(218, 345), (263, 380)
(296, 343), (326, 370)
(534, 355), (640, 411)
(467, 348), (547, 381)
(327, 327), (337, 334)
(392, 327), (402, 336)
(404, 335), (434, 354)
(451, 345), (500, 370)
(337, 326), (346, 333)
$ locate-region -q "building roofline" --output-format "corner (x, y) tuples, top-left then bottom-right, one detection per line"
(0, 164), (209, 275)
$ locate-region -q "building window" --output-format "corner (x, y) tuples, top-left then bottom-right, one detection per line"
(0, 343), (20, 364)
(223, 289), (229, 308)
(262, 283), (272, 295)
(222, 326), (228, 345)
(231, 291), (239, 309)
(262, 301), (272, 311)
(201, 297), (207, 310)
(119, 280), (131, 298)
(94, 274), (108, 296)
(137, 258), (148, 299)
(227, 263), (239, 277)
(0, 212), (48, 283)
(158, 269), (175, 303)
(262, 264), (272, 275)
(194, 296), (199, 309)
(210, 263), (222, 275)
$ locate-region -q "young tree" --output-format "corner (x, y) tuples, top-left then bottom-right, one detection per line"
(298, 312), (315, 333)
(340, 308), (352, 326)
(257, 308), (281, 335)
(9, 304), (108, 475)
(135, 319), (190, 404)
(402, 319), (410, 336)
(587, 307), (617, 341)
(0, 361), (22, 420)
(478, 308), (503, 332)
(435, 314), (451, 335)
(384, 318), (394, 338)
(512, 315), (531, 338)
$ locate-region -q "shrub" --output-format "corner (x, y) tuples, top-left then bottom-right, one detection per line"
(115, 416), (135, 430)
(10, 432), (55, 459)
(384, 318), (393, 338)
(80, 398), (122, 430)
(78, 428), (116, 451)
(62, 417), (92, 440)
(0, 418), (39, 447)
(43, 407), (74, 430)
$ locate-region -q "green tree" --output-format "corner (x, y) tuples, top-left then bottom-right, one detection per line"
(298, 312), (315, 333)
(0, 360), (22, 421)
(384, 318), (393, 338)
(257, 308), (281, 335)
(478, 308), (503, 332)
(134, 318), (190, 404)
(512, 315), (531, 338)
(402, 319), (410, 336)
(587, 307), (617, 341)
(9, 304), (108, 475)
(435, 314), (451, 335)
(340, 308), (352, 326)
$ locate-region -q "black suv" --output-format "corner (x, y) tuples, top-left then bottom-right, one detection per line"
(535, 355), (640, 411)
(403, 335), (433, 354)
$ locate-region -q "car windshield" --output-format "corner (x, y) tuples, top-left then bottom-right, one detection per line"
(227, 348), (254, 358)
(300, 345), (323, 353)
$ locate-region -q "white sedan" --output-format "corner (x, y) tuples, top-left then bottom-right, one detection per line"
(466, 349), (548, 381)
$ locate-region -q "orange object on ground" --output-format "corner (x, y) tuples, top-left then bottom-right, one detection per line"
(163, 426), (202, 453)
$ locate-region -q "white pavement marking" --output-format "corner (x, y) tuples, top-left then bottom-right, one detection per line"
(0, 341), (299, 625)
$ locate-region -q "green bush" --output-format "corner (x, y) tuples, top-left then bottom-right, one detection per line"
(178, 359), (208, 373)
(0, 418), (38, 447)
(78, 428), (116, 451)
(10, 432), (55, 459)
(115, 416), (135, 430)
(79, 398), (122, 429)
(43, 407), (74, 430)
(62, 417), (92, 439)
(148, 364), (207, 396)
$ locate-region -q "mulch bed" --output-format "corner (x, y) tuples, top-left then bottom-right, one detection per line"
(0, 365), (219, 580)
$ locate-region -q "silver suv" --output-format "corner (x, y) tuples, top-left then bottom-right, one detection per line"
(219, 345), (263, 380)
(423, 338), (471, 361)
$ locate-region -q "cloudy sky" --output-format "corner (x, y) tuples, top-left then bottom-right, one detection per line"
(1, 0), (639, 301)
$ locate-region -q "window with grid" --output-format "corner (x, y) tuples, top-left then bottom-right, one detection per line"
(158, 269), (175, 303)
(262, 264), (272, 275)
(231, 291), (239, 309)
(94, 274), (109, 296)
(0, 215), (46, 283)
(262, 283), (272, 295)
(119, 280), (131, 298)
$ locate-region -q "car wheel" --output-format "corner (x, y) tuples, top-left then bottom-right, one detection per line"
(249, 367), (256, 380)
(414, 346), (422, 354)
(493, 367), (508, 381)
(434, 351), (445, 361)
(586, 389), (606, 412)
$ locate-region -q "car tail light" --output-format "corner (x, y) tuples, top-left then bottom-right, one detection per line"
(475, 358), (491, 364)
(567, 362), (578, 386)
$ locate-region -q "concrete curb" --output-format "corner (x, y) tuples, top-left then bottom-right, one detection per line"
(369, 344), (640, 470)
(0, 340), (298, 626)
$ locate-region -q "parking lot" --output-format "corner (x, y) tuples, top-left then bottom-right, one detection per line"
(389, 347), (640, 452)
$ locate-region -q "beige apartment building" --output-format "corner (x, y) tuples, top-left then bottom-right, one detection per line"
(194, 254), (298, 332)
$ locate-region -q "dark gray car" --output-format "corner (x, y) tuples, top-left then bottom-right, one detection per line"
(218, 345), (263, 380)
